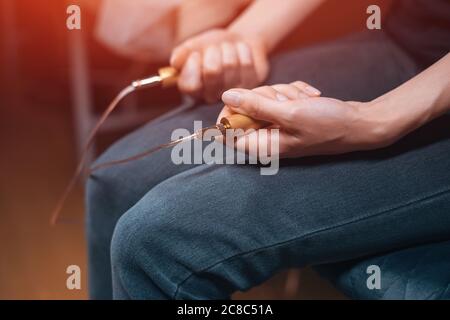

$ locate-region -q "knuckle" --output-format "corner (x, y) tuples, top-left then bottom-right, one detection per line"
(242, 94), (259, 117)
(222, 57), (237, 68)
(221, 41), (235, 53)
(188, 51), (201, 64)
(251, 95), (266, 119)
(272, 84), (293, 94)
(203, 66), (221, 77)
(253, 86), (275, 98)
(285, 105), (302, 122)
(240, 59), (252, 68)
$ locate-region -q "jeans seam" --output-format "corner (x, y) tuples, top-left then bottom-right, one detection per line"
(172, 186), (450, 299)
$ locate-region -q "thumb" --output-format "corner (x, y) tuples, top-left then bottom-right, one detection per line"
(222, 89), (289, 125)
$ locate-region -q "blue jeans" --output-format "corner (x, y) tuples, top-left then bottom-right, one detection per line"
(86, 32), (450, 299)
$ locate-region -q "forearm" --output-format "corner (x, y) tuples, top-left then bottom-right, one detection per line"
(368, 53), (450, 144)
(228, 0), (325, 52)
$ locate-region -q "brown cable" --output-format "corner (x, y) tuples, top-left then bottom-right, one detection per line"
(50, 67), (181, 225)
(88, 134), (196, 173)
(50, 85), (136, 225)
(50, 64), (260, 225)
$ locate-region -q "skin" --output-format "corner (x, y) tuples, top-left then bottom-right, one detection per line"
(170, 0), (325, 102)
(219, 53), (450, 158)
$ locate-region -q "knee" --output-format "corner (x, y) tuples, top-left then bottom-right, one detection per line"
(110, 188), (191, 272)
(110, 195), (184, 298)
(110, 210), (142, 273)
(109, 176), (224, 298)
(109, 165), (272, 299)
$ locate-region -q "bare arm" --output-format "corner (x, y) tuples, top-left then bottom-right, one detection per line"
(229, 0), (326, 52)
(369, 53), (450, 144)
(171, 0), (325, 102)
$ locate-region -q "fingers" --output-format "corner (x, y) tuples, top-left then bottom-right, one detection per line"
(251, 40), (270, 83)
(215, 87), (279, 142)
(178, 42), (257, 102)
(252, 82), (321, 103)
(236, 42), (256, 88)
(221, 42), (240, 89)
(170, 44), (192, 70)
(271, 84), (309, 99)
(176, 43), (240, 102)
(253, 85), (289, 101)
(172, 34), (268, 102)
(202, 46), (223, 103)
(170, 47), (184, 70)
(178, 52), (202, 97)
(218, 81), (323, 159)
(271, 82), (321, 100)
(175, 38), (319, 105)
(170, 34), (203, 69)
(220, 80), (322, 123)
(290, 81), (321, 96)
(222, 88), (290, 125)
(218, 80), (321, 124)
(234, 129), (292, 157)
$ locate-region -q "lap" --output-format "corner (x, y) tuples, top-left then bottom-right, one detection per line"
(87, 101), (221, 218)
(112, 116), (450, 299)
(91, 31), (418, 214)
(101, 31), (445, 299)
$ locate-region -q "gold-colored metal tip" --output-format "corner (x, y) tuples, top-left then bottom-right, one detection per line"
(131, 66), (179, 89)
(158, 66), (179, 88)
(131, 75), (161, 89)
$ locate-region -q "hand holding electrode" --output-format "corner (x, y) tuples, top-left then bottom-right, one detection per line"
(170, 29), (269, 103)
(219, 83), (397, 159)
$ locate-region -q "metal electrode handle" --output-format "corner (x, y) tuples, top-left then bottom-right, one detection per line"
(220, 113), (269, 131)
(158, 66), (179, 87)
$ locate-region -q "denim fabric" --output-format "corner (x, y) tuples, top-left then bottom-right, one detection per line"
(316, 240), (450, 299)
(86, 31), (450, 299)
